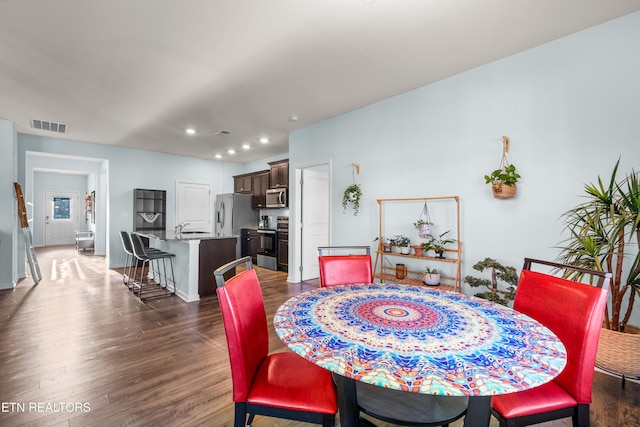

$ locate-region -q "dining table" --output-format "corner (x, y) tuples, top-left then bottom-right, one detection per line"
(274, 282), (567, 427)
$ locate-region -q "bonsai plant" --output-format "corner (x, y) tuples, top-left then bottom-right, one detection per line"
(485, 164), (520, 199)
(342, 184), (362, 215)
(422, 265), (440, 286)
(464, 258), (518, 306)
(557, 159), (640, 377)
(428, 231), (456, 258)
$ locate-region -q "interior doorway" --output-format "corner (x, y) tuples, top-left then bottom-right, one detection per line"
(295, 162), (331, 282)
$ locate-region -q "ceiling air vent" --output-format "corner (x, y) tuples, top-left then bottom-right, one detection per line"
(30, 118), (69, 134)
(215, 130), (231, 136)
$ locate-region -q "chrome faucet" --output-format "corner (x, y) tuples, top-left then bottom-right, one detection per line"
(175, 222), (190, 235)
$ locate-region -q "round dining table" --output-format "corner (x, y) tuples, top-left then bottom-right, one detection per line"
(274, 283), (567, 427)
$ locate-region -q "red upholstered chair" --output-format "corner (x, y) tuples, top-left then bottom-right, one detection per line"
(214, 257), (337, 427)
(317, 246), (373, 287)
(491, 258), (611, 427)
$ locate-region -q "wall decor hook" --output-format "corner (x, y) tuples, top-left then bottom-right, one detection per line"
(352, 163), (361, 175)
(502, 135), (510, 153)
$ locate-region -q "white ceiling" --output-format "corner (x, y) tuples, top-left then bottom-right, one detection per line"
(2, 1), (639, 163)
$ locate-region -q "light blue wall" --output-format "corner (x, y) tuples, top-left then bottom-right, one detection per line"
(18, 135), (248, 269)
(290, 12), (640, 302)
(0, 119), (18, 289)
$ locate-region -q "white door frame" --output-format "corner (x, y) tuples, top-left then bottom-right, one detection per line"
(291, 159), (332, 283)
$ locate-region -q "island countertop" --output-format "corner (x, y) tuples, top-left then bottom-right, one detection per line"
(133, 230), (236, 242)
(131, 230), (236, 302)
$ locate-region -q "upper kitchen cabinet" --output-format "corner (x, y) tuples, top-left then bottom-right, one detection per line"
(233, 173), (253, 194)
(268, 159), (289, 189)
(251, 170), (270, 209)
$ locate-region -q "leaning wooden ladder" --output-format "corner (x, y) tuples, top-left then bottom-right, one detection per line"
(14, 182), (42, 284)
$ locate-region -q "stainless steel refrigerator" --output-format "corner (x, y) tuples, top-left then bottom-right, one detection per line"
(215, 193), (258, 257)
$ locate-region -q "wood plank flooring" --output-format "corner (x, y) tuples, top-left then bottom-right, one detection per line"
(1, 246), (638, 427)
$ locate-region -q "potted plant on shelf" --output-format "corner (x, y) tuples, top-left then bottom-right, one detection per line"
(342, 184), (362, 215)
(557, 159), (640, 378)
(390, 235), (411, 254)
(464, 258), (518, 306)
(422, 265), (440, 286)
(485, 164), (520, 199)
(428, 231), (456, 259)
(411, 244), (424, 257)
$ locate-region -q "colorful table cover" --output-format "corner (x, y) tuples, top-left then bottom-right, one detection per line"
(274, 283), (566, 397)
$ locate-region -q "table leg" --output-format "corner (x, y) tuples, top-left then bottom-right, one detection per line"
(463, 395), (492, 427)
(333, 375), (359, 427)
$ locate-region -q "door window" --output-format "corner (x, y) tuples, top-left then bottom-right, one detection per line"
(53, 197), (72, 220)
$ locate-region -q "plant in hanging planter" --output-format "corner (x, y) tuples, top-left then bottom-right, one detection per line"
(557, 159), (640, 377)
(342, 184), (362, 215)
(485, 164), (521, 199)
(464, 258), (518, 306)
(428, 231), (456, 258)
(422, 265), (440, 286)
(413, 219), (434, 238)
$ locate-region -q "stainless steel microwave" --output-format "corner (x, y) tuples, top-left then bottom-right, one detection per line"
(266, 188), (287, 208)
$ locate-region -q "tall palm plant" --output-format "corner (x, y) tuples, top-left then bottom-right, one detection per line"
(558, 160), (640, 332)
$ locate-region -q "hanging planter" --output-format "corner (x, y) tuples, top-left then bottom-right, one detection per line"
(484, 136), (520, 199)
(342, 184), (362, 215)
(414, 201), (433, 238)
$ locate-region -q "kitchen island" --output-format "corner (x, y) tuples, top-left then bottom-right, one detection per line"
(133, 230), (236, 302)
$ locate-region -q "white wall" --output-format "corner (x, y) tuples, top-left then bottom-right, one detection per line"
(289, 12), (640, 317)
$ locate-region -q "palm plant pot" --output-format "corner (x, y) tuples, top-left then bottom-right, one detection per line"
(423, 273), (440, 286)
(596, 325), (640, 378)
(492, 183), (517, 199)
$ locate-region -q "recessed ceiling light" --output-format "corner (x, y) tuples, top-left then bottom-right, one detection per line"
(228, 149), (236, 154)
(242, 144), (251, 150)
(185, 128), (197, 135)
(259, 137), (269, 144)
(215, 154), (222, 159)
(289, 115), (299, 122)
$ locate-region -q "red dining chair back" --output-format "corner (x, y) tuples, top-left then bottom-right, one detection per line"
(317, 246), (373, 287)
(214, 257), (337, 427)
(491, 258), (610, 427)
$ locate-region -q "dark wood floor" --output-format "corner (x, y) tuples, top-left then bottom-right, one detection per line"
(1, 246), (638, 427)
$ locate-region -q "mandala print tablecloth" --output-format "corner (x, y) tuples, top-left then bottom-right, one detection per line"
(274, 283), (566, 397)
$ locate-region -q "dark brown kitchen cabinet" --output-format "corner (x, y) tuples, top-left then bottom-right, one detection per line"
(198, 237), (237, 297)
(268, 159), (289, 189)
(277, 231), (288, 272)
(233, 173), (253, 194)
(251, 170), (270, 209)
(241, 228), (261, 264)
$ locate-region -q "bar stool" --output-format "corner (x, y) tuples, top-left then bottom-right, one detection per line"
(128, 232), (176, 300)
(119, 231), (166, 291)
(119, 231), (135, 289)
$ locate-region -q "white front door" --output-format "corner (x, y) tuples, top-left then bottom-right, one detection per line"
(176, 181), (211, 232)
(300, 168), (329, 281)
(44, 191), (80, 246)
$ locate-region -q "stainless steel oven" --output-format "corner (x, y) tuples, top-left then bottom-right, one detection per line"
(257, 228), (278, 270)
